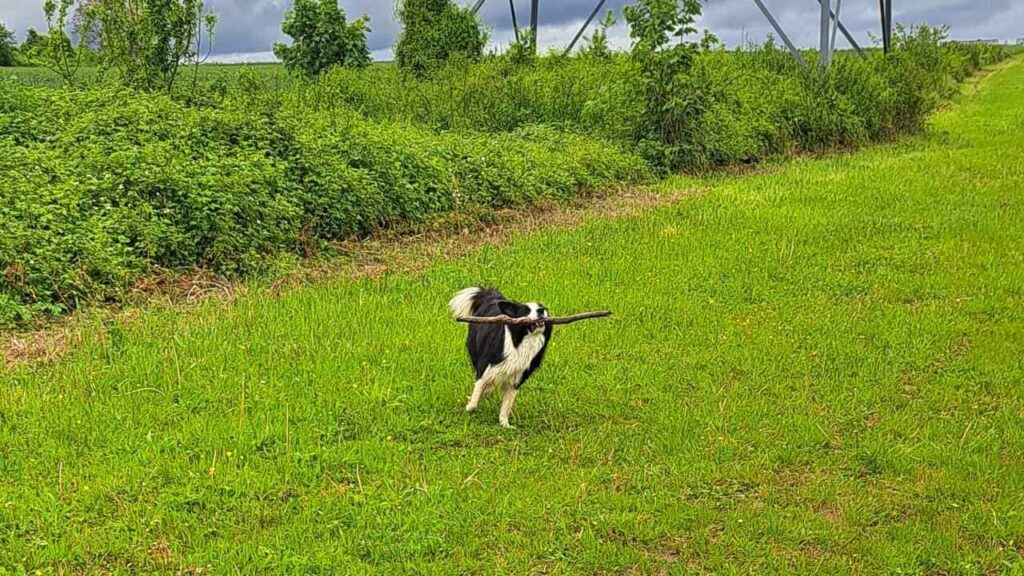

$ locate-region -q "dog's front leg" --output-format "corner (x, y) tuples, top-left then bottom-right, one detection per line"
(465, 373), (492, 412)
(498, 386), (519, 429)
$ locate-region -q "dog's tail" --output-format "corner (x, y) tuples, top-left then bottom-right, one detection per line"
(448, 287), (483, 319)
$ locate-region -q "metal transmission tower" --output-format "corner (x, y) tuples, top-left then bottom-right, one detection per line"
(752, 0), (892, 70)
(470, 1), (895, 63)
(879, 0), (893, 53)
(471, 0), (610, 55)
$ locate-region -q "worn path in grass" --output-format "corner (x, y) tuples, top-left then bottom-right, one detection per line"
(3, 59), (1024, 574)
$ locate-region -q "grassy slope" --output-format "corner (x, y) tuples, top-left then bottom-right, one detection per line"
(3, 59), (1024, 574)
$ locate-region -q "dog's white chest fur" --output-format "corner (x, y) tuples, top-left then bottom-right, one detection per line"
(488, 327), (546, 382)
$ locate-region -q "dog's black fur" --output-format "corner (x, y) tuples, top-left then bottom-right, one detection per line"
(462, 287), (552, 387)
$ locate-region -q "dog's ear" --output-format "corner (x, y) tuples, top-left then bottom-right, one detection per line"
(497, 300), (525, 317)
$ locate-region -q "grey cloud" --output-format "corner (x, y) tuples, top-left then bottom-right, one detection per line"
(0, 0), (1018, 61)
(0, 0), (47, 37)
(199, 0), (401, 54)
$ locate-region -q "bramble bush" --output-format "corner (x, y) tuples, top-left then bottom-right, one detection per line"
(0, 18), (1006, 326)
(0, 78), (647, 326)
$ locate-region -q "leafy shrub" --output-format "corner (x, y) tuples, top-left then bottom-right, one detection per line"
(273, 0), (371, 77)
(579, 11), (617, 59)
(504, 32), (538, 67)
(18, 29), (44, 61)
(395, 0), (487, 78)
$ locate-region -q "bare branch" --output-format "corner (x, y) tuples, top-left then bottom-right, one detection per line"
(456, 311), (612, 326)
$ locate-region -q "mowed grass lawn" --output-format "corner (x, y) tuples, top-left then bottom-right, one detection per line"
(4, 59), (1024, 574)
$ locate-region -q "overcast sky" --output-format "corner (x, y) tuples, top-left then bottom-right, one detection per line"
(1, 0), (1020, 62)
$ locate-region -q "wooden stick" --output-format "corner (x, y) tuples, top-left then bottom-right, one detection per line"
(456, 310), (612, 326)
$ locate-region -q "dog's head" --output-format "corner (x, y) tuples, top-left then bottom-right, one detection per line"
(498, 300), (548, 331)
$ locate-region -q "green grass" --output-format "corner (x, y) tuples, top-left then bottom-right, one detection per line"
(3, 58), (1024, 574)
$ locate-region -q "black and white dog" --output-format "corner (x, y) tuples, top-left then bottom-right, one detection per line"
(448, 287), (552, 428)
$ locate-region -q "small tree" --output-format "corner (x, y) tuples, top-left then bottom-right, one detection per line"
(79, 0), (218, 92)
(20, 28), (45, 60)
(395, 0), (487, 77)
(35, 0), (216, 91)
(17, 28), (81, 67)
(273, 0), (371, 77)
(0, 23), (16, 66)
(623, 0), (704, 170)
(39, 0), (85, 83)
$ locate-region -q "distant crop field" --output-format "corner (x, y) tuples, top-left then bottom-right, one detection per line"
(0, 65), (70, 87)
(0, 62), (288, 87)
(0, 61), (390, 88)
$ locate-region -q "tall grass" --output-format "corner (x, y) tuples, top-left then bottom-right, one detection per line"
(223, 29), (1006, 166)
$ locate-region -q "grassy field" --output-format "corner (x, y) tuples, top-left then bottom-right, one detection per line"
(0, 63), (289, 86)
(3, 57), (1024, 574)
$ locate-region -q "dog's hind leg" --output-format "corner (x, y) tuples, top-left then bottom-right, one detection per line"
(498, 385), (519, 429)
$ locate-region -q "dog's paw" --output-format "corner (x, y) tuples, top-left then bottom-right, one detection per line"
(465, 403), (478, 413)
(500, 421), (516, 429)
